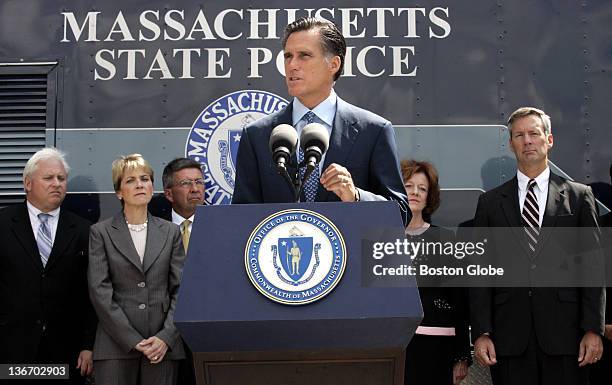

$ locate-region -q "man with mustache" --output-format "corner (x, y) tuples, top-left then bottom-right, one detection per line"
(161, 157), (205, 385)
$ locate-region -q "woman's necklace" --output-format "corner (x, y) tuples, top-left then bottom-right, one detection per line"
(126, 218), (148, 232)
(405, 221), (430, 236)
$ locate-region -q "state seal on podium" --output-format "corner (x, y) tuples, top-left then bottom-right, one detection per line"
(245, 209), (347, 305)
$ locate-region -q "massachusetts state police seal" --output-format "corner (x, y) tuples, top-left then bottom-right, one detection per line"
(245, 209), (347, 305)
(185, 90), (288, 205)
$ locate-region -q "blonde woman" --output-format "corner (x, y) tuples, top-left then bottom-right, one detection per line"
(88, 154), (185, 384)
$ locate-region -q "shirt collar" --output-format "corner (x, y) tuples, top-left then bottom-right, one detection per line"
(517, 167), (550, 193)
(171, 209), (195, 226)
(292, 90), (337, 127)
(26, 200), (60, 218)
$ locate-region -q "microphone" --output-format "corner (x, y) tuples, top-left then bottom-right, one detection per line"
(269, 124), (298, 172)
(300, 123), (329, 169)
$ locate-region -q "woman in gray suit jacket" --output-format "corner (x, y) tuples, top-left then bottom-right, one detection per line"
(88, 154), (186, 385)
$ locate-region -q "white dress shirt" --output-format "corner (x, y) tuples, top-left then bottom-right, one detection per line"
(292, 91), (337, 172)
(128, 228), (147, 263)
(517, 167), (550, 227)
(171, 209), (195, 234)
(27, 201), (60, 244)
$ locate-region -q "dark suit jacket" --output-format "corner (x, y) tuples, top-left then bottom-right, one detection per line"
(409, 226), (471, 362)
(469, 173), (605, 356)
(88, 212), (186, 360)
(0, 203), (96, 364)
(600, 212), (612, 323)
(231, 97), (410, 224)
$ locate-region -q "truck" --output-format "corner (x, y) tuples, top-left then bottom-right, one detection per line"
(1, 1), (610, 383)
(1, 0), (610, 224)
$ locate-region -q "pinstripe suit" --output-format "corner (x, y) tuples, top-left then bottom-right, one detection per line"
(88, 212), (186, 384)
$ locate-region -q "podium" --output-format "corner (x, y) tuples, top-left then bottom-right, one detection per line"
(175, 201), (422, 385)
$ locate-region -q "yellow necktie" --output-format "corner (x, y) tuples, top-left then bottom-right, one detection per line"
(181, 219), (191, 252)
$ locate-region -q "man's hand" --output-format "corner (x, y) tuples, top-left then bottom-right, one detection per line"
(76, 350), (93, 376)
(604, 324), (612, 342)
(578, 330), (603, 366)
(136, 336), (169, 364)
(452, 361), (469, 385)
(474, 334), (497, 366)
(320, 163), (357, 202)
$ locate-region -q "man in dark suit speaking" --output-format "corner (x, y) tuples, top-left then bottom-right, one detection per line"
(231, 17), (409, 224)
(470, 107), (605, 385)
(0, 148), (96, 384)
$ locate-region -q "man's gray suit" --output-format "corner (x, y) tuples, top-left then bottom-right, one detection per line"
(88, 213), (186, 362)
(231, 97), (410, 224)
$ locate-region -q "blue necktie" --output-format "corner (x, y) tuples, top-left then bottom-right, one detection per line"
(37, 213), (53, 267)
(299, 111), (319, 202)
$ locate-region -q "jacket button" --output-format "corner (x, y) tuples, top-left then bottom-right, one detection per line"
(138, 282), (145, 288)
(530, 264), (537, 270)
(138, 304), (146, 310)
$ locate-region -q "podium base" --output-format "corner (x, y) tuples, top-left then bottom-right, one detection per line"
(194, 348), (405, 385)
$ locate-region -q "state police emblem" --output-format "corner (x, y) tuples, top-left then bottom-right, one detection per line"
(245, 209), (347, 305)
(185, 90), (288, 205)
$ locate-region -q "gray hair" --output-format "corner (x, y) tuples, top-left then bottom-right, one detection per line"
(507, 107), (552, 136)
(23, 147), (70, 179)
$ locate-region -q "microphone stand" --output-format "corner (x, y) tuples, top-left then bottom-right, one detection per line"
(292, 168), (302, 203)
(274, 158), (303, 203)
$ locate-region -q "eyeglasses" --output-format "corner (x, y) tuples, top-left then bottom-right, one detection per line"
(176, 179), (205, 188)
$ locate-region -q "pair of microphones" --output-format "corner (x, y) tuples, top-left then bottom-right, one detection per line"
(269, 123), (330, 202)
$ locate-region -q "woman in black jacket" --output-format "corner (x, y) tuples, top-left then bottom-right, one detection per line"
(401, 159), (471, 385)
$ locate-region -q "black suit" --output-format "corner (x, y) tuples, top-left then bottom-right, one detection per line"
(469, 173), (605, 385)
(590, 212), (612, 385)
(0, 203), (96, 384)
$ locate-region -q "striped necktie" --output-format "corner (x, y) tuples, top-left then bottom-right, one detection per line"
(522, 179), (540, 253)
(299, 111), (319, 202)
(37, 213), (53, 267)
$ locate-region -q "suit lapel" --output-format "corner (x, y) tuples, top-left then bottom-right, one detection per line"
(108, 212), (144, 272)
(272, 103), (293, 127)
(500, 177), (522, 226)
(45, 210), (77, 270)
(142, 215), (169, 273)
(542, 173), (568, 228)
(318, 97), (359, 201)
(534, 173), (569, 257)
(273, 104), (300, 174)
(500, 178), (533, 258)
(10, 203), (43, 271)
